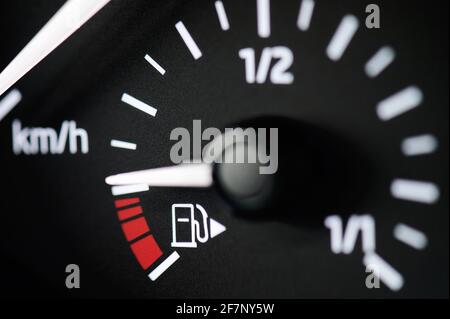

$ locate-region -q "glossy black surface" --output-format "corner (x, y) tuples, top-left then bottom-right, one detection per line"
(0, 0), (448, 298)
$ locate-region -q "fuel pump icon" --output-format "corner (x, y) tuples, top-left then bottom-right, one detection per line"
(171, 204), (226, 248)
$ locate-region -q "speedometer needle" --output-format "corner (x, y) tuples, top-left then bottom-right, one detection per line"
(105, 163), (214, 188)
(0, 0), (112, 97)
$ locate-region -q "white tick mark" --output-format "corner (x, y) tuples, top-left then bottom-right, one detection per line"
(297, 0), (315, 31)
(401, 134), (438, 156)
(394, 224), (428, 250)
(111, 139), (137, 150)
(391, 179), (440, 204)
(326, 15), (359, 61)
(0, 89), (22, 123)
(257, 0), (271, 38)
(365, 46), (396, 78)
(144, 54), (166, 75)
(215, 1), (230, 31)
(175, 21), (202, 60)
(376, 86), (423, 121)
(111, 184), (149, 196)
(364, 252), (404, 291)
(121, 93), (157, 117)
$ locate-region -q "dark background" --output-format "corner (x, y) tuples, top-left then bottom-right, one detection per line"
(0, 0), (448, 298)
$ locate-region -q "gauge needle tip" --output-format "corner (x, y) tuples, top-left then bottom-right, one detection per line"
(0, 0), (112, 97)
(105, 163), (214, 188)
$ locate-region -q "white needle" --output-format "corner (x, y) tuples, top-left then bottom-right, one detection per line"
(0, 0), (112, 97)
(105, 163), (214, 188)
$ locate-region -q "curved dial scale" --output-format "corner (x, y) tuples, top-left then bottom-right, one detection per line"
(0, 0), (448, 299)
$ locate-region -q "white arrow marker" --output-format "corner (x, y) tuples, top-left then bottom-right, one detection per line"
(210, 218), (226, 238)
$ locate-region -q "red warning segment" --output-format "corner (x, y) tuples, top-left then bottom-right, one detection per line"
(114, 197), (140, 209)
(117, 205), (143, 221)
(130, 235), (163, 270)
(121, 216), (150, 242)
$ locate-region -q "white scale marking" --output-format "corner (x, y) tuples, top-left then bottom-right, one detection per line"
(394, 224), (428, 250)
(175, 21), (202, 60)
(364, 252), (404, 291)
(327, 15), (359, 61)
(391, 179), (440, 204)
(111, 184), (149, 196)
(214, 1), (230, 31)
(401, 134), (438, 156)
(377, 86), (423, 121)
(121, 93), (157, 117)
(365, 46), (396, 78)
(0, 89), (22, 122)
(297, 0), (315, 31)
(144, 54), (166, 75)
(257, 0), (271, 38)
(148, 251), (180, 281)
(110, 139), (137, 150)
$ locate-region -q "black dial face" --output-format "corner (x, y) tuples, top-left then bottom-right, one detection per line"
(0, 0), (448, 299)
